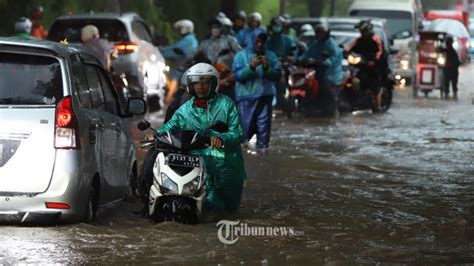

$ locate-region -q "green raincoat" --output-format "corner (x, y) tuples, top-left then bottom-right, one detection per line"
(158, 94), (246, 214)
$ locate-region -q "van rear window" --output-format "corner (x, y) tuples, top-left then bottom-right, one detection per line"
(48, 19), (128, 43)
(0, 53), (63, 105)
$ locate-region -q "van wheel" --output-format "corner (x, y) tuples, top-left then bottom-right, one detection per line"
(84, 185), (98, 223)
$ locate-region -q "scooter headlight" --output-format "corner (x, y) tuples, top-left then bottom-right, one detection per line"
(161, 173), (178, 193)
(182, 176), (201, 196)
(347, 54), (361, 65)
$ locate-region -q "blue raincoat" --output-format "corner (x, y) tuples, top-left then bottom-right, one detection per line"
(301, 37), (343, 85)
(236, 26), (266, 50)
(266, 33), (296, 58)
(160, 33), (199, 80)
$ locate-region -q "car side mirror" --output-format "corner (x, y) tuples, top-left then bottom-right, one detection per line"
(127, 98), (147, 115)
(173, 47), (185, 56)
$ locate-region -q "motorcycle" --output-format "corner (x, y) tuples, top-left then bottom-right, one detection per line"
(136, 120), (228, 224)
(284, 58), (321, 118)
(339, 52), (392, 113)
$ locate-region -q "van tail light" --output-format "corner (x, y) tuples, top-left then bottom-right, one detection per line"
(114, 42), (138, 54)
(55, 96), (80, 149)
(45, 202), (71, 209)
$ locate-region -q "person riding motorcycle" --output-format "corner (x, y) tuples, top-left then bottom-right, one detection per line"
(267, 16), (297, 58)
(300, 22), (343, 115)
(160, 19), (199, 104)
(193, 18), (241, 100)
(236, 12), (266, 49)
(266, 16), (297, 109)
(158, 63), (246, 216)
(281, 13), (297, 40)
(345, 20), (383, 111)
(299, 24), (316, 45)
(232, 10), (247, 36)
(13, 17), (34, 40)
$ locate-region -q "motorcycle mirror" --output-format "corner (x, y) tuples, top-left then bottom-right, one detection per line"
(218, 49), (230, 56)
(173, 47), (185, 56)
(207, 121), (228, 133)
(137, 120), (151, 131)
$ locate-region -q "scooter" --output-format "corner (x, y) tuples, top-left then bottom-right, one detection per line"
(137, 120), (227, 224)
(284, 58), (320, 118)
(339, 52), (392, 113)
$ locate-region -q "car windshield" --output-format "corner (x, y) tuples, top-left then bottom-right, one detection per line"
(350, 10), (413, 38)
(48, 19), (128, 43)
(0, 53), (63, 105)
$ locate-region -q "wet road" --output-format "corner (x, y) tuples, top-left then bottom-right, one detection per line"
(1, 64), (473, 264)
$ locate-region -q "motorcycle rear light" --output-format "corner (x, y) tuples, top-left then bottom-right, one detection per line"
(45, 202), (71, 209)
(114, 42), (138, 54)
(55, 96), (80, 149)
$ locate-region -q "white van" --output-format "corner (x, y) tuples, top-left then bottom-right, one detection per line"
(348, 0), (423, 84)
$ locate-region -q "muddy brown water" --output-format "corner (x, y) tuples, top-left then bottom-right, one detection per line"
(1, 65), (473, 264)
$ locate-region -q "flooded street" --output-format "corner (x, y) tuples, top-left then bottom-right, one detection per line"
(1, 64), (473, 264)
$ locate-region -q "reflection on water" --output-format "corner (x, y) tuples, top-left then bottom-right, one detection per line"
(1, 66), (473, 264)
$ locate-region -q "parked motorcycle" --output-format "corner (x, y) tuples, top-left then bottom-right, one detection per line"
(339, 52), (392, 113)
(136, 120), (228, 224)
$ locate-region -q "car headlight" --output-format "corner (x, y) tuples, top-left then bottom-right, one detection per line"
(182, 176), (201, 196)
(161, 173), (178, 193)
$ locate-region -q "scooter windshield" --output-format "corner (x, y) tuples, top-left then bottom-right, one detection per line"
(156, 129), (207, 151)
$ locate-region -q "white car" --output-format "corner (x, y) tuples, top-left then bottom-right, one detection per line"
(0, 38), (146, 224)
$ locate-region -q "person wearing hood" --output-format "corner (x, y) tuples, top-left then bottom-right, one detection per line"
(236, 12), (266, 49)
(233, 32), (281, 149)
(160, 19), (199, 104)
(301, 22), (343, 116)
(158, 63), (246, 216)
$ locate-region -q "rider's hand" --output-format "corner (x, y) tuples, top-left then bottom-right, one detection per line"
(210, 136), (223, 149)
(367, 61), (376, 67)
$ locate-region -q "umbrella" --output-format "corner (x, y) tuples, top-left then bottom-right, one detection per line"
(428, 18), (470, 38)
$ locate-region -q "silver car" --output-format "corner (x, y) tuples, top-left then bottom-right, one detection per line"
(0, 38), (146, 223)
(48, 12), (167, 110)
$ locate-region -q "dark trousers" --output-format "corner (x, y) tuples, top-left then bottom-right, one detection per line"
(238, 96), (273, 148)
(443, 68), (459, 95)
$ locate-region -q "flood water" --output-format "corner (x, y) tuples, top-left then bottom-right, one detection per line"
(1, 65), (473, 264)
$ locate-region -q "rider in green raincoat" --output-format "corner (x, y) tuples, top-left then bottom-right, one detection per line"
(158, 63), (246, 215)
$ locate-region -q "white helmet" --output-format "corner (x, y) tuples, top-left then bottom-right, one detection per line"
(248, 12), (262, 23)
(300, 24), (313, 33)
(219, 17), (233, 27)
(174, 19), (194, 35)
(186, 63), (219, 98)
(14, 17), (32, 34)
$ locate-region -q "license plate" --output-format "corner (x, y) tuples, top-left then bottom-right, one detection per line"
(165, 153), (200, 168)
